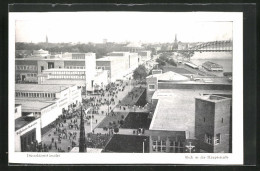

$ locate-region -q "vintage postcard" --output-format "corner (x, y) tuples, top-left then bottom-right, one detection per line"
(9, 11), (243, 164)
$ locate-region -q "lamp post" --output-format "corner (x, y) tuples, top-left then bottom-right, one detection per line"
(107, 94), (110, 115)
(84, 107), (93, 133)
(143, 139), (147, 153)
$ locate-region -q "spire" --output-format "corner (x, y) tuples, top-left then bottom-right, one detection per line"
(79, 106), (86, 152)
(46, 35), (48, 43)
(174, 34), (178, 43)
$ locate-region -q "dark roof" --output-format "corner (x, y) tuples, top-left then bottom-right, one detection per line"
(104, 134), (149, 153)
(15, 116), (39, 131)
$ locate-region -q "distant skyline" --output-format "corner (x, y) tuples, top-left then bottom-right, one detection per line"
(15, 12), (233, 44)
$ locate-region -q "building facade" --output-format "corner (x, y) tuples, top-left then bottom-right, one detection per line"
(15, 52), (96, 84)
(15, 104), (41, 152)
(195, 95), (232, 153)
(15, 84), (82, 129)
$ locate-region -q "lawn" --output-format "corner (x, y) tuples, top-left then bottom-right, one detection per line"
(104, 134), (149, 153)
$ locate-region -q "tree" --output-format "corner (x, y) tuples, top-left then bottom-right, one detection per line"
(114, 127), (119, 134)
(119, 120), (124, 125)
(133, 65), (148, 80)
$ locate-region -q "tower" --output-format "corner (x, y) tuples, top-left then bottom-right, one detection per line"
(79, 106), (86, 152)
(46, 35), (48, 44)
(174, 34), (178, 43)
(195, 95), (231, 153)
(172, 34), (178, 50)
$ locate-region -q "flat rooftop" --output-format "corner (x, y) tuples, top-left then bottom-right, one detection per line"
(37, 80), (85, 86)
(43, 68), (85, 72)
(15, 84), (73, 93)
(150, 89), (232, 139)
(15, 116), (40, 131)
(147, 71), (190, 81)
(195, 94), (231, 103)
(15, 100), (55, 111)
(96, 56), (122, 61)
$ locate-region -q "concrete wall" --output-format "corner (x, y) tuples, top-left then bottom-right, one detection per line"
(15, 60), (38, 82)
(146, 77), (158, 103)
(15, 105), (22, 119)
(41, 103), (59, 128)
(195, 98), (231, 153)
(214, 99), (231, 153)
(195, 99), (215, 153)
(158, 83), (232, 90)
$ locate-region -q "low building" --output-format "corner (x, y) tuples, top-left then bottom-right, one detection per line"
(15, 104), (41, 152)
(96, 52), (139, 82)
(15, 84), (82, 128)
(146, 71), (232, 102)
(202, 61), (223, 71)
(138, 51), (152, 64)
(38, 68), (108, 92)
(148, 89), (232, 153)
(32, 49), (49, 57)
(15, 52), (96, 84)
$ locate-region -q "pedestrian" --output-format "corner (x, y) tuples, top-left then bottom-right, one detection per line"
(96, 119), (97, 124)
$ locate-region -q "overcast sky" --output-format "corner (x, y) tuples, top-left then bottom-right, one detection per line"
(15, 12), (233, 43)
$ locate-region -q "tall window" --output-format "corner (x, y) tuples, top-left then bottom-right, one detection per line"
(148, 84), (155, 91)
(152, 140), (157, 152)
(215, 133), (221, 145)
(205, 133), (213, 145)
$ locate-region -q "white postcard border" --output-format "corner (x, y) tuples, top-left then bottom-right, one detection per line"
(9, 12), (243, 165)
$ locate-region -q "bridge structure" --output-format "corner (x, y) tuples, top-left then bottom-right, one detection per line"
(158, 40), (233, 53)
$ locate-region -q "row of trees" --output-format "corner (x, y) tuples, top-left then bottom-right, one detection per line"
(156, 53), (177, 67)
(133, 65), (148, 81)
(15, 42), (128, 59)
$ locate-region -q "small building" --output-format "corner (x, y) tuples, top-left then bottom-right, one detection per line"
(15, 52), (96, 84)
(15, 84), (82, 128)
(138, 51), (152, 64)
(96, 52), (139, 82)
(37, 68), (108, 92)
(146, 71), (232, 102)
(202, 61), (223, 71)
(32, 49), (49, 57)
(148, 89), (232, 153)
(15, 104), (41, 152)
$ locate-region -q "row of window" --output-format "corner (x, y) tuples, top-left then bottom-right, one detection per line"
(15, 92), (56, 98)
(148, 84), (155, 90)
(72, 56), (85, 59)
(49, 75), (85, 80)
(204, 133), (221, 145)
(49, 71), (85, 75)
(26, 73), (37, 77)
(152, 140), (184, 152)
(96, 66), (105, 70)
(16, 65), (37, 71)
(65, 66), (85, 69)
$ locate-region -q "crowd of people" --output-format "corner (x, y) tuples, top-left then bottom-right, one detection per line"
(26, 79), (146, 152)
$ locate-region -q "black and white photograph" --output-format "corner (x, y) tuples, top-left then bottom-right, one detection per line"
(8, 10), (243, 164)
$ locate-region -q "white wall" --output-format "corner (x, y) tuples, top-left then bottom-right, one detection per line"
(15, 105), (22, 119)
(85, 53), (96, 91)
(15, 118), (41, 152)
